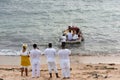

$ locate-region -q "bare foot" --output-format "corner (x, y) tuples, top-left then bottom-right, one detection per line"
(63, 77), (67, 79)
(37, 76), (39, 78)
(67, 77), (70, 79)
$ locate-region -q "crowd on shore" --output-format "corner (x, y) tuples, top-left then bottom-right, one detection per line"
(20, 42), (71, 79)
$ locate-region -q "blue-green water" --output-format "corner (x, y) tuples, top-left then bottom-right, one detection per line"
(0, 0), (120, 55)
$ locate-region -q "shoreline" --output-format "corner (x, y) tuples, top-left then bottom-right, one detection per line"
(0, 55), (120, 65)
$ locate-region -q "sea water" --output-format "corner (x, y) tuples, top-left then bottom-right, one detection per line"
(0, 0), (120, 55)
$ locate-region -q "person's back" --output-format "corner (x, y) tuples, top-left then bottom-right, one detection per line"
(67, 30), (72, 41)
(58, 49), (70, 60)
(20, 44), (30, 76)
(60, 34), (66, 42)
(44, 48), (56, 62)
(58, 43), (71, 79)
(44, 43), (59, 78)
(30, 49), (41, 61)
(30, 44), (42, 78)
(72, 34), (78, 40)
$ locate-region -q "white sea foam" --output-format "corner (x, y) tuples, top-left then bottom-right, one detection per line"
(0, 49), (20, 56)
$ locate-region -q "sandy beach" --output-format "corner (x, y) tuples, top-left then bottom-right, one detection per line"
(0, 55), (120, 80)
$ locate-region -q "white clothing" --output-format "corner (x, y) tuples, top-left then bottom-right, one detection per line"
(72, 34), (78, 40)
(30, 49), (42, 77)
(60, 35), (66, 42)
(44, 48), (58, 73)
(20, 50), (28, 56)
(67, 32), (72, 41)
(44, 48), (56, 62)
(48, 62), (58, 73)
(31, 61), (40, 77)
(60, 60), (70, 78)
(58, 49), (71, 77)
(58, 49), (71, 60)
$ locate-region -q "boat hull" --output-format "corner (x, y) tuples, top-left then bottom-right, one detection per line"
(65, 39), (81, 44)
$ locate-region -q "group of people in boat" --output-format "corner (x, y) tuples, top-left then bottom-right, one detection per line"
(60, 26), (84, 43)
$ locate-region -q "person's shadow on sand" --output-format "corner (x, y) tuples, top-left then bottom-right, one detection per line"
(0, 78), (3, 80)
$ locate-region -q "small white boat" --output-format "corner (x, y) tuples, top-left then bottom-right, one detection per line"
(60, 29), (84, 44)
(65, 39), (82, 44)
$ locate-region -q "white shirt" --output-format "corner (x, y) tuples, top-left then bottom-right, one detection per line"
(44, 48), (56, 62)
(30, 49), (42, 62)
(58, 49), (71, 60)
(60, 35), (66, 42)
(67, 32), (72, 41)
(20, 50), (28, 56)
(72, 34), (78, 40)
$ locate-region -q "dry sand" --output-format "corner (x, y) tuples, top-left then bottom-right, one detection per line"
(0, 55), (120, 80)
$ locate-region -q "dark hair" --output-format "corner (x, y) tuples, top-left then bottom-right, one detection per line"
(68, 26), (71, 29)
(69, 30), (71, 32)
(48, 43), (52, 48)
(63, 34), (65, 36)
(33, 44), (37, 48)
(61, 42), (65, 48)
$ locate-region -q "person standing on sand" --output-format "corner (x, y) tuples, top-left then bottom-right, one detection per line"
(58, 43), (71, 79)
(43, 43), (60, 78)
(30, 44), (42, 78)
(20, 44), (30, 76)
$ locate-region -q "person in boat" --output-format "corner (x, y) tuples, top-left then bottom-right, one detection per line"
(78, 31), (84, 41)
(72, 26), (84, 41)
(63, 26), (72, 35)
(66, 30), (73, 41)
(67, 26), (72, 31)
(70, 26), (80, 33)
(43, 43), (60, 78)
(30, 44), (42, 78)
(72, 30), (79, 41)
(67, 26), (80, 33)
(58, 42), (71, 79)
(65, 26), (84, 41)
(20, 44), (30, 76)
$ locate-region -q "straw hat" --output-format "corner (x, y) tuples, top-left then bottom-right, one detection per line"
(22, 44), (27, 49)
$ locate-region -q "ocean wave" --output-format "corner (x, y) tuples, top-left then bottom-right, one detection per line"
(0, 49), (20, 56)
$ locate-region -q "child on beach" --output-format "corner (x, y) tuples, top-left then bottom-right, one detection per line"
(20, 44), (30, 76)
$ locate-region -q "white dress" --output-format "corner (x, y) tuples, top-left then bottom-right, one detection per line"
(20, 50), (30, 67)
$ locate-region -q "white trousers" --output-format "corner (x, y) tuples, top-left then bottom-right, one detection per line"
(31, 60), (40, 77)
(60, 60), (70, 78)
(48, 62), (58, 73)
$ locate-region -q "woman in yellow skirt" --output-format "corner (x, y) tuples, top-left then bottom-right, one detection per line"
(20, 44), (30, 76)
